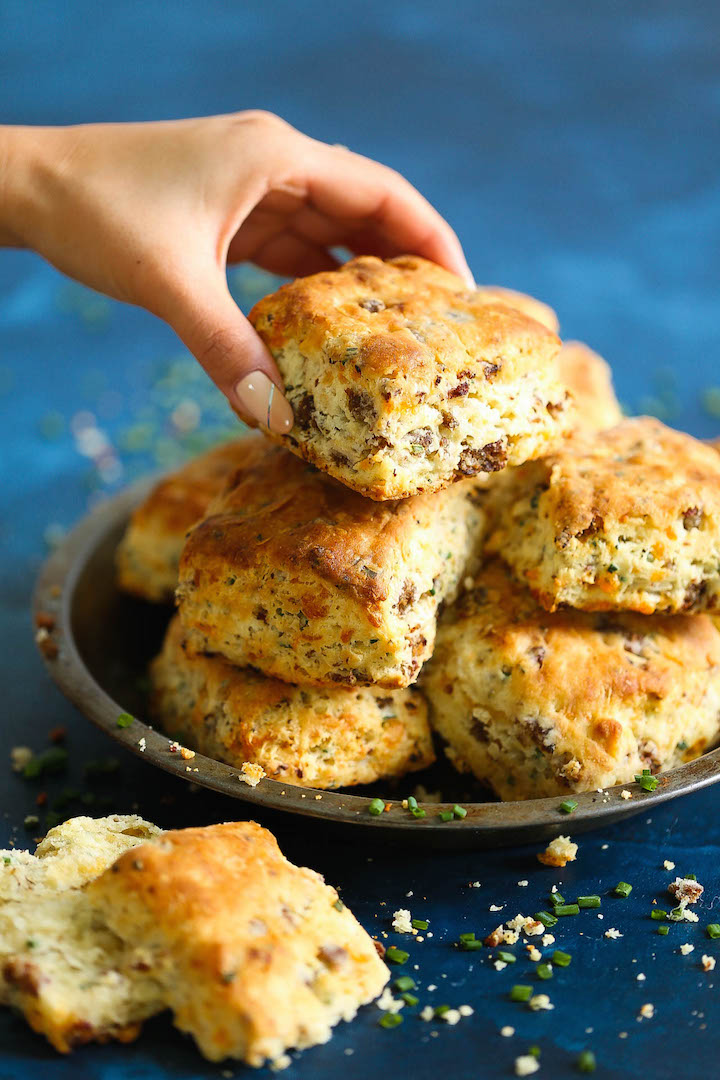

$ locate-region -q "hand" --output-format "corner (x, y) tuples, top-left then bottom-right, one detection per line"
(0, 113), (472, 432)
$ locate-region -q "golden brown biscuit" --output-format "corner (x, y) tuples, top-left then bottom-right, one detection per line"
(422, 561), (720, 799)
(249, 255), (570, 500)
(487, 417), (720, 613)
(557, 341), (622, 432)
(0, 816), (163, 1053)
(116, 439), (247, 602)
(177, 438), (488, 688)
(151, 615), (434, 787)
(88, 822), (388, 1065)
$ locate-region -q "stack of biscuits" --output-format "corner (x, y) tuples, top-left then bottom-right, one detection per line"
(116, 255), (720, 800)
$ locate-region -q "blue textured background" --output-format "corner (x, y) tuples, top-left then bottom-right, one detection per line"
(1, 3), (720, 1078)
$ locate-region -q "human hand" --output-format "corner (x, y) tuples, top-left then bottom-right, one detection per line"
(1, 113), (472, 432)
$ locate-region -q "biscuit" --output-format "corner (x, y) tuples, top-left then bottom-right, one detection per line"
(150, 615), (434, 787)
(116, 439), (247, 602)
(422, 561), (720, 799)
(88, 822), (388, 1065)
(176, 438), (488, 688)
(557, 341), (622, 431)
(487, 417), (720, 613)
(249, 255), (569, 500)
(1, 816), (163, 1052)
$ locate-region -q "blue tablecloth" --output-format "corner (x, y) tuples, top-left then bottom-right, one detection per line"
(1, 4), (719, 1078)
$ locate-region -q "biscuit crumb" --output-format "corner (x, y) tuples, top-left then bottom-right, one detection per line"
(501, 1025), (515, 1037)
(702, 954), (716, 972)
(621, 790), (632, 800)
(537, 835), (577, 867)
(515, 1057), (540, 1077)
(10, 747), (33, 773)
(639, 1003), (655, 1019)
(237, 762), (266, 787)
(605, 928), (623, 940)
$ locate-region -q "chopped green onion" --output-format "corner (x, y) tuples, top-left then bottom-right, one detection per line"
(497, 950), (516, 964)
(577, 895), (601, 908)
(559, 799), (578, 814)
(552, 950), (572, 967)
(411, 807), (426, 819)
(333, 899), (345, 912)
(379, 1013), (403, 1029)
(658, 926), (669, 935)
(528, 1046), (541, 1059)
(461, 939), (484, 951)
(684, 873), (697, 881)
(394, 976), (416, 992)
(614, 882), (633, 898)
(116, 712), (135, 728)
(577, 1049), (597, 1073)
(537, 963), (553, 980)
(668, 907), (685, 922)
(634, 772), (659, 791)
(401, 992), (418, 1006)
(412, 919), (429, 931)
(438, 810), (454, 822)
(554, 904), (580, 917)
(434, 1004), (450, 1017)
(452, 804), (467, 819)
(368, 798), (385, 816)
(550, 892), (565, 907)
(509, 985), (533, 1002)
(535, 911), (558, 928)
(459, 932), (476, 944)
(707, 924), (720, 939)
(385, 946), (409, 964)
(650, 910), (667, 921)
(22, 747), (68, 779)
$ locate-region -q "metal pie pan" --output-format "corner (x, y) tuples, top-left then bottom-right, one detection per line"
(32, 480), (720, 848)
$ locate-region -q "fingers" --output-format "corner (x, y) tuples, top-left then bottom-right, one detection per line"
(302, 143), (474, 286)
(161, 276), (294, 435)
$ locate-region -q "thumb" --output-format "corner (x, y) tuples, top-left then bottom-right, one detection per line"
(163, 277), (294, 435)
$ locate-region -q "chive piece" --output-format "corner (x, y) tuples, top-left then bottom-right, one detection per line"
(559, 799), (578, 814)
(537, 963), (553, 980)
(528, 1046), (541, 1058)
(497, 950), (516, 964)
(650, 910), (667, 921)
(438, 810), (454, 822)
(509, 985), (533, 1002)
(707, 924), (720, 939)
(550, 892), (565, 907)
(554, 904), (580, 917)
(634, 772), (659, 792)
(535, 911), (558, 928)
(614, 882), (633, 898)
(684, 873), (697, 881)
(379, 1013), (403, 1029)
(394, 975), (415, 992)
(411, 808), (427, 820)
(368, 797), (385, 816)
(412, 919), (429, 931)
(462, 939), (484, 951)
(658, 925), (669, 935)
(452, 804), (467, 819)
(22, 747), (68, 779)
(434, 1004), (450, 1017)
(116, 712), (135, 728)
(552, 950), (572, 967)
(577, 1049), (597, 1073)
(401, 992), (419, 1006)
(577, 895), (601, 909)
(406, 796), (418, 811)
(459, 932), (476, 944)
(385, 946), (409, 964)
(333, 899), (345, 912)
(668, 907), (685, 921)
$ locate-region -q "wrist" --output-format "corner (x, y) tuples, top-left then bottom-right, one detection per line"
(0, 125), (56, 248)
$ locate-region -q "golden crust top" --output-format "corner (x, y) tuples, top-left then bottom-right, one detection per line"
(250, 255), (560, 390)
(181, 434), (483, 615)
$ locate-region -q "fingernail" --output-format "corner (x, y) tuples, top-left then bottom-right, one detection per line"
(234, 372), (294, 435)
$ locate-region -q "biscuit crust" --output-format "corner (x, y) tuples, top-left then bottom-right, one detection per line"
(89, 822), (388, 1065)
(488, 417), (720, 613)
(116, 439), (248, 602)
(557, 341), (622, 432)
(177, 437), (488, 688)
(423, 561), (720, 799)
(151, 616), (434, 787)
(249, 255), (569, 500)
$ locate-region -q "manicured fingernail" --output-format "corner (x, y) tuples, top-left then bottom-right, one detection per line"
(234, 372), (294, 434)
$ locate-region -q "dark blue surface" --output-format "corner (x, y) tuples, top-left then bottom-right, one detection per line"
(1, 3), (720, 1078)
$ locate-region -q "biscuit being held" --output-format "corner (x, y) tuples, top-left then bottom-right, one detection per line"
(151, 616), (434, 787)
(116, 439), (247, 602)
(249, 255), (569, 500)
(487, 417), (720, 613)
(177, 437), (488, 688)
(422, 561), (720, 799)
